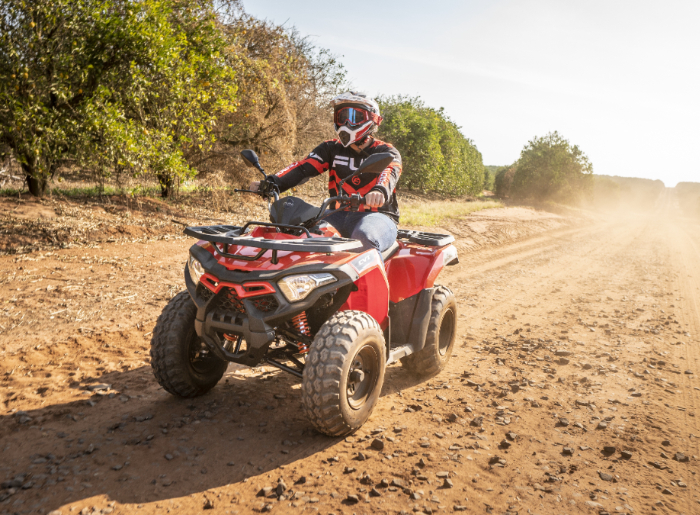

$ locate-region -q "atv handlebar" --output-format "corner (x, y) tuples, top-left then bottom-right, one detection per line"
(305, 194), (369, 228)
(317, 194), (365, 215)
(234, 184), (280, 202)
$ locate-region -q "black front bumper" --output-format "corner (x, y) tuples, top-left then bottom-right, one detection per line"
(186, 244), (358, 367)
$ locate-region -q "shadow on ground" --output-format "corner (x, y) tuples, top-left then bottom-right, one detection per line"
(1, 360), (427, 513)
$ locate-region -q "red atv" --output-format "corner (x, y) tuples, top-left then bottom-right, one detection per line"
(150, 150), (459, 436)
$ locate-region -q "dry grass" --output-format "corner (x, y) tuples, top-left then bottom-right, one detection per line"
(401, 199), (502, 226)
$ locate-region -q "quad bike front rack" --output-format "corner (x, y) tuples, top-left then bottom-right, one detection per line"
(184, 222), (363, 263)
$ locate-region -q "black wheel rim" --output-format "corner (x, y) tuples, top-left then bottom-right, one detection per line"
(438, 308), (455, 356)
(187, 329), (221, 375)
(346, 344), (379, 410)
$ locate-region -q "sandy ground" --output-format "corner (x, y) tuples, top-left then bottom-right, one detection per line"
(1, 191), (698, 515)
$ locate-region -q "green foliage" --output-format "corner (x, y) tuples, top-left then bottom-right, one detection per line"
(494, 165), (517, 198)
(483, 165), (501, 191)
(205, 16), (346, 179)
(376, 96), (484, 196)
(401, 200), (502, 226)
(510, 131), (593, 202)
(0, 0), (238, 197)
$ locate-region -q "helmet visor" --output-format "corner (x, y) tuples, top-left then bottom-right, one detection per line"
(335, 107), (370, 127)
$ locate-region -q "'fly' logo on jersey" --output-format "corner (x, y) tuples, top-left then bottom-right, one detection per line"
(331, 156), (363, 171)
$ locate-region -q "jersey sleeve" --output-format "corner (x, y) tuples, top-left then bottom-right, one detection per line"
(268, 142), (333, 192)
(370, 143), (402, 202)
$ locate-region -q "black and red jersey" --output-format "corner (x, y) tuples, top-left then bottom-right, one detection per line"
(267, 138), (403, 223)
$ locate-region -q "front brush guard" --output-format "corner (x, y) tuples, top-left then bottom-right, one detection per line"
(194, 309), (276, 367)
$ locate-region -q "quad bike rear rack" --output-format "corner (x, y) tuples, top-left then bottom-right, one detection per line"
(397, 229), (454, 247)
(184, 222), (363, 263)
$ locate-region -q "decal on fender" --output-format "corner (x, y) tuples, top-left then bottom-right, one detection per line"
(350, 250), (381, 275)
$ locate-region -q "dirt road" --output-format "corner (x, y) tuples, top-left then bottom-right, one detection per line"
(1, 193), (699, 515)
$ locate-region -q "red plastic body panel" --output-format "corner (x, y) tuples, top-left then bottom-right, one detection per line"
(340, 250), (389, 328)
(384, 241), (449, 303)
(200, 274), (275, 298)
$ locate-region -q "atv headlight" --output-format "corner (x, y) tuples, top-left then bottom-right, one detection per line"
(278, 273), (336, 302)
(188, 256), (205, 285)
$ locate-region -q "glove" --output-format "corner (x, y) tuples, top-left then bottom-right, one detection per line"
(260, 176), (279, 198)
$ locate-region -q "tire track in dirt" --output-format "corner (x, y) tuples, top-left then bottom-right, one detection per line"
(664, 217), (700, 515)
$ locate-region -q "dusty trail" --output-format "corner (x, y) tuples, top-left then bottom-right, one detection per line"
(1, 195), (699, 515)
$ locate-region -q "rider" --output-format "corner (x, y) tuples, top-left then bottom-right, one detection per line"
(250, 91), (402, 254)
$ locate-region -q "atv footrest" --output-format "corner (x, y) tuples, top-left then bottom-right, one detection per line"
(397, 229), (454, 247)
(387, 344), (414, 365)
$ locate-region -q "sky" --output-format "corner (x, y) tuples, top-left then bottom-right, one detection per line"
(242, 0), (700, 187)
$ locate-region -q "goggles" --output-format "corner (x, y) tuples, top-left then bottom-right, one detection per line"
(334, 107), (381, 127)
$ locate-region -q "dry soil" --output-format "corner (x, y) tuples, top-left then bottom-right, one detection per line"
(1, 191), (698, 515)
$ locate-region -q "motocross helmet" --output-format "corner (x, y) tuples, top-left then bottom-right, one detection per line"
(331, 91), (382, 147)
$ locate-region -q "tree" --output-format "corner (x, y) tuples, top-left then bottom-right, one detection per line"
(376, 96), (484, 196)
(494, 165), (517, 198)
(0, 0), (238, 197)
(198, 16), (346, 184)
(510, 131), (592, 202)
(483, 165), (501, 191)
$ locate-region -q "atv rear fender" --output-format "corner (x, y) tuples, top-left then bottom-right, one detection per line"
(385, 242), (457, 303)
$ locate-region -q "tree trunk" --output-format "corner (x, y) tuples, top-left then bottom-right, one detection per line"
(26, 175), (48, 197)
(158, 173), (174, 198)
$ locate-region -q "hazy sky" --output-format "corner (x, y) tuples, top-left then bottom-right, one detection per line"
(243, 0), (700, 187)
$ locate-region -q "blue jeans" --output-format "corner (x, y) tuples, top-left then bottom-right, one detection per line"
(324, 211), (397, 254)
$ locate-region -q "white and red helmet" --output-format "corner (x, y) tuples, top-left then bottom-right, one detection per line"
(331, 91), (383, 147)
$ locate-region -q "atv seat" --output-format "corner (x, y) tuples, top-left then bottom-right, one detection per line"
(382, 240), (400, 262)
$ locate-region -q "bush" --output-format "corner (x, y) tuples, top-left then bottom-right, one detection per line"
(376, 96), (484, 196)
(483, 166), (500, 191)
(204, 16), (346, 187)
(494, 165), (516, 198)
(510, 131), (593, 203)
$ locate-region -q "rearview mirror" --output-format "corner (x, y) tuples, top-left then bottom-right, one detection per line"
(356, 152), (394, 175)
(240, 149), (260, 169)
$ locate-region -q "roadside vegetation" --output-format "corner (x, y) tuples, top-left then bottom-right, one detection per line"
(0, 0), (345, 199)
(1, 0), (491, 204)
(494, 131), (593, 203)
(1, 0), (667, 218)
(376, 96), (485, 196)
(490, 131), (666, 210)
(401, 199), (502, 226)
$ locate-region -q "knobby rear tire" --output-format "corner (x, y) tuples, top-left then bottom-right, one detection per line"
(400, 285), (457, 377)
(301, 310), (386, 437)
(150, 291), (227, 398)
